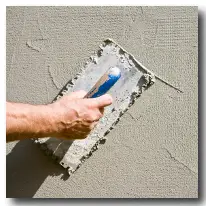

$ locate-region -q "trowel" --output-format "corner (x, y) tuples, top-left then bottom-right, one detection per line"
(35, 39), (155, 175)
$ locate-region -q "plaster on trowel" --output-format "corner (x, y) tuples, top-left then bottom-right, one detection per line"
(35, 39), (155, 175)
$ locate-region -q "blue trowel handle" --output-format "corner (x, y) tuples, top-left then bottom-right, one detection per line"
(84, 67), (121, 98)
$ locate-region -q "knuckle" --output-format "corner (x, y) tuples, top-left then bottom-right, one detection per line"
(87, 103), (94, 109)
(86, 113), (96, 121)
(89, 123), (96, 130)
(90, 115), (98, 122)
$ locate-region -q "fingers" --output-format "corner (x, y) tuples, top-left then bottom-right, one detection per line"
(89, 94), (113, 108)
(67, 90), (87, 100)
(96, 94), (113, 107)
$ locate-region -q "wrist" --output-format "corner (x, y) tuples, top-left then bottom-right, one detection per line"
(6, 102), (55, 141)
(34, 104), (55, 138)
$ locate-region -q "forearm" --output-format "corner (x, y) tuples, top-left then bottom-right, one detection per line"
(6, 102), (53, 142)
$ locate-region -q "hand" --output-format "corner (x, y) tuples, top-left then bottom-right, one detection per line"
(48, 90), (113, 140)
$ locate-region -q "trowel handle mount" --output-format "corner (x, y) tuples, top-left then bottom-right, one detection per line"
(84, 67), (121, 98)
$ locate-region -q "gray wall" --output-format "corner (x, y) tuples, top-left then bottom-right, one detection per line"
(6, 6), (198, 198)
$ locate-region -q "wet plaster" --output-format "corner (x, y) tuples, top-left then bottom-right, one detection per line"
(6, 6), (198, 198)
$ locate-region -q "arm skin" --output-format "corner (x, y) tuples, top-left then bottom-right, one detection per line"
(6, 91), (113, 142)
(6, 91), (112, 142)
(6, 102), (54, 142)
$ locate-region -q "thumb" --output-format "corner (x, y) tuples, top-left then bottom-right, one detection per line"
(92, 94), (113, 108)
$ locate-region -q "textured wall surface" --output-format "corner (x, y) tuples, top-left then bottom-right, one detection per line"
(6, 6), (198, 198)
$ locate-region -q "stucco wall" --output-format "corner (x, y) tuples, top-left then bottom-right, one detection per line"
(6, 6), (198, 198)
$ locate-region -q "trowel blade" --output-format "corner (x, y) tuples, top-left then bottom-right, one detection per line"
(35, 39), (155, 175)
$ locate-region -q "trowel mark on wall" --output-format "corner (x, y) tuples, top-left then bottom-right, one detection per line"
(26, 39), (40, 52)
(47, 65), (62, 90)
(128, 6), (143, 22)
(141, 20), (158, 48)
(122, 7), (143, 43)
(162, 148), (197, 176)
(122, 6), (158, 48)
(26, 38), (49, 52)
(155, 75), (183, 93)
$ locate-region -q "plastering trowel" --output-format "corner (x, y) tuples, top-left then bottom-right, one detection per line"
(35, 39), (155, 175)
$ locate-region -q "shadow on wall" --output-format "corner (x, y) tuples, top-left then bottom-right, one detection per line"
(6, 139), (68, 198)
(6, 72), (153, 198)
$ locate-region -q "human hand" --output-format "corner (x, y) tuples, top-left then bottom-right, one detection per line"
(48, 90), (113, 140)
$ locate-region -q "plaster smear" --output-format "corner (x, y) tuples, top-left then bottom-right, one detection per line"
(35, 39), (155, 174)
(7, 6), (198, 198)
